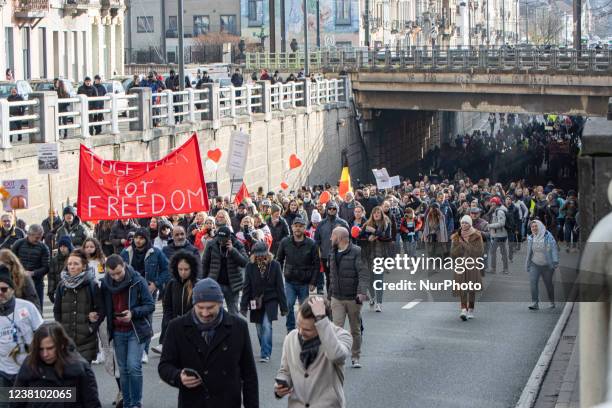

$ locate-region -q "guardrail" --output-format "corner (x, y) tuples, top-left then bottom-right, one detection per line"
(245, 47), (612, 72)
(0, 77), (349, 149)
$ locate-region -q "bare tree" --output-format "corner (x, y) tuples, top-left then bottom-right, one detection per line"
(529, 10), (565, 45)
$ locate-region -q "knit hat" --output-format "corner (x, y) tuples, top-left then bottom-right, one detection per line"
(0, 265), (14, 289)
(63, 206), (76, 216)
(311, 210), (322, 224)
(134, 228), (150, 243)
(326, 201), (338, 209)
(192, 278), (224, 304)
(460, 215), (473, 226)
(57, 235), (74, 252)
(251, 241), (268, 256)
(490, 196), (502, 206)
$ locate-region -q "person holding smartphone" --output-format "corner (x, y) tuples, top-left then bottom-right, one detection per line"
(274, 296), (352, 407)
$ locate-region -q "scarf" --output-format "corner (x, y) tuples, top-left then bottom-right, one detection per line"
(256, 259), (268, 279)
(460, 226), (477, 241)
(192, 307), (224, 345)
(0, 297), (16, 317)
(60, 266), (93, 289)
(298, 335), (321, 369)
(103, 266), (133, 295)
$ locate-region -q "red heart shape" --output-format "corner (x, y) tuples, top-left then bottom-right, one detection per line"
(207, 149), (222, 163)
(280, 182), (289, 190)
(289, 154), (302, 170)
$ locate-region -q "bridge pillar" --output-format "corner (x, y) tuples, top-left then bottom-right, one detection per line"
(128, 87), (152, 133)
(258, 80), (273, 121)
(29, 91), (59, 143)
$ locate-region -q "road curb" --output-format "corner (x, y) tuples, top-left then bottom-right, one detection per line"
(515, 301), (575, 408)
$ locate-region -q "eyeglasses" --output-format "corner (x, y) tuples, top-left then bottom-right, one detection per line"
(328, 208), (337, 211)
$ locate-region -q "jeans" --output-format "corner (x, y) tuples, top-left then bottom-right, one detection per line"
(564, 218), (577, 246)
(331, 298), (363, 360)
(490, 237), (509, 272)
(255, 311), (273, 359)
(221, 285), (239, 315)
(114, 330), (146, 408)
(285, 281), (309, 332)
(32, 277), (44, 312)
(528, 263), (555, 303)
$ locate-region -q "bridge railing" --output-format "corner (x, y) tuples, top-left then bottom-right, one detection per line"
(0, 77), (349, 149)
(246, 47), (612, 73)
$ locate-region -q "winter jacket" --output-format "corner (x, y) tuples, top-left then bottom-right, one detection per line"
(339, 201), (357, 223)
(329, 244), (369, 300)
(162, 239), (199, 261)
(240, 260), (288, 324)
(314, 216), (350, 260)
(450, 231), (485, 295)
(202, 236), (248, 293)
(16, 275), (40, 311)
(11, 238), (50, 280)
(99, 265), (155, 343)
(120, 245), (170, 290)
(14, 354), (101, 408)
(276, 236), (320, 286)
(93, 83), (107, 109)
(158, 311), (259, 408)
(162, 267), (197, 324)
(109, 220), (138, 254)
(526, 231), (559, 270)
(94, 223), (114, 256)
(56, 217), (90, 248)
(0, 226), (25, 249)
(267, 217), (290, 257)
(276, 317), (351, 408)
(48, 251), (68, 301)
(77, 83), (98, 110)
(488, 206), (508, 238)
(53, 268), (102, 362)
(41, 216), (62, 249)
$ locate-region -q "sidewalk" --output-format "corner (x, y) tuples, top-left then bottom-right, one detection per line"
(533, 303), (580, 408)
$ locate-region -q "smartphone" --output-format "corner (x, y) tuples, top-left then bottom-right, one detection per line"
(275, 377), (290, 388)
(183, 368), (201, 379)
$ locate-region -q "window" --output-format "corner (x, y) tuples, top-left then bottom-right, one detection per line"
(21, 28), (30, 79)
(5, 28), (14, 76)
(137, 16), (154, 33)
(193, 15), (210, 36)
(248, 0), (264, 26)
(220, 15), (237, 35)
(168, 16), (177, 31)
(336, 0), (351, 25)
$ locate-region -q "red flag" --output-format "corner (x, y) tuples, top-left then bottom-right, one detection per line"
(234, 183), (249, 206)
(77, 134), (209, 221)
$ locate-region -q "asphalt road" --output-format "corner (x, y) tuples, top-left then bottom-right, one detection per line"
(39, 245), (575, 408)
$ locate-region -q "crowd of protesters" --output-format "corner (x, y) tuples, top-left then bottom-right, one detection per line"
(0, 119), (580, 406)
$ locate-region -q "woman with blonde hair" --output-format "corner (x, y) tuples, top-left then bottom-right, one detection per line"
(194, 216), (216, 253)
(362, 206), (392, 312)
(214, 209), (233, 232)
(0, 249), (40, 309)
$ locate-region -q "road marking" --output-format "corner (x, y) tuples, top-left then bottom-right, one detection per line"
(402, 300), (422, 310)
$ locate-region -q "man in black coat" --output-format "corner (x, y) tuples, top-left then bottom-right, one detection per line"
(92, 75), (107, 135)
(110, 219), (138, 254)
(0, 213), (25, 250)
(77, 76), (98, 136)
(158, 278), (258, 408)
(11, 224), (50, 311)
(266, 205), (289, 257)
(162, 226), (199, 260)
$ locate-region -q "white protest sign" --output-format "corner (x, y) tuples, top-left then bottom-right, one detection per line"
(390, 175), (401, 187)
(37, 143), (60, 174)
(372, 168), (392, 189)
(227, 131), (250, 179)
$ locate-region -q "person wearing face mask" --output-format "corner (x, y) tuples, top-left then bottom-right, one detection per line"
(450, 215), (485, 321)
(274, 296), (351, 406)
(240, 242), (288, 362)
(53, 249), (102, 363)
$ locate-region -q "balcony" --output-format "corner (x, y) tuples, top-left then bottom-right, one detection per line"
(13, 0), (48, 18)
(63, 0), (92, 14)
(101, 0), (123, 9)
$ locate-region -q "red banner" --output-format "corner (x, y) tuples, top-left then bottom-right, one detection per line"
(78, 134), (209, 221)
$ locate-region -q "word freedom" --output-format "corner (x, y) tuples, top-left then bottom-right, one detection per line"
(372, 254), (486, 275)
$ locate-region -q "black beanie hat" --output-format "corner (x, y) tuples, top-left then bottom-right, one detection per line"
(134, 228), (151, 243)
(0, 265), (14, 289)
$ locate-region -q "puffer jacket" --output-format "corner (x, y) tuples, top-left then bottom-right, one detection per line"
(488, 206), (508, 238)
(276, 236), (320, 286)
(202, 236), (248, 293)
(314, 216), (350, 260)
(0, 226), (25, 249)
(11, 238), (50, 280)
(329, 244), (369, 300)
(53, 267), (102, 363)
(56, 217), (90, 248)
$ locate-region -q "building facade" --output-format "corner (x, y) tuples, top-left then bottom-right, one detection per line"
(125, 0), (241, 63)
(0, 0), (124, 81)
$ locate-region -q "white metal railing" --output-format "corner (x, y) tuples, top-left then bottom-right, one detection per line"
(0, 78), (348, 148)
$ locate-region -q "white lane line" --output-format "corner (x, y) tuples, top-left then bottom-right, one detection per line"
(402, 299), (422, 310)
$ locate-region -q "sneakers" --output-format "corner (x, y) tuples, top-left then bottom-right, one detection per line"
(151, 345), (163, 354)
(259, 356), (270, 363)
(375, 303), (383, 313)
(528, 303), (539, 310)
(141, 351), (149, 364)
(351, 359), (362, 368)
(460, 309), (468, 321)
(92, 351), (105, 365)
(467, 309), (474, 319)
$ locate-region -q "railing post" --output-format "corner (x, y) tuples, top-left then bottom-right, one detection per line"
(278, 84), (285, 111)
(164, 90), (174, 126)
(341, 75), (350, 104)
(76, 94), (90, 139)
(299, 78), (312, 114)
(230, 86), (237, 118)
(198, 83), (220, 129)
(290, 82), (296, 108)
(110, 93), (120, 135)
(186, 88), (196, 123)
(246, 85), (253, 117)
(127, 87), (152, 132)
(0, 99), (11, 149)
(28, 91), (58, 143)
(257, 80), (272, 121)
